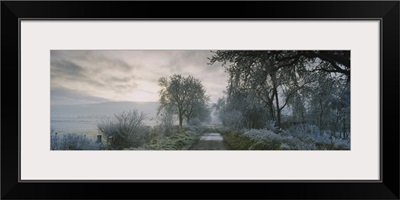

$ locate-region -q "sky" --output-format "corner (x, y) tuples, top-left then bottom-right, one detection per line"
(51, 50), (227, 105)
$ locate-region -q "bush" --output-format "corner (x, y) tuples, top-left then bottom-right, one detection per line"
(97, 109), (147, 150)
(188, 117), (202, 126)
(158, 111), (174, 136)
(264, 120), (276, 131)
(51, 133), (104, 150)
(285, 124), (350, 150)
(127, 131), (202, 150)
(287, 124), (320, 137)
(222, 124), (350, 150)
(214, 126), (233, 135)
(223, 131), (253, 150)
(219, 110), (244, 129)
(244, 129), (282, 150)
(185, 125), (206, 134)
(249, 139), (281, 150)
(223, 130), (285, 150)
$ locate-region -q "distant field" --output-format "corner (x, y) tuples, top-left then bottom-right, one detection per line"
(51, 101), (160, 135)
(51, 118), (158, 135)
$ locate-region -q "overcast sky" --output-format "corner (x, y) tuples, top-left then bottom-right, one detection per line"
(51, 50), (227, 105)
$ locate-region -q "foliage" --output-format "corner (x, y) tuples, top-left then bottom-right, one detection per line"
(51, 133), (104, 150)
(221, 124), (350, 150)
(188, 117), (202, 126)
(97, 109), (147, 150)
(209, 50), (350, 139)
(222, 131), (255, 150)
(127, 131), (202, 150)
(157, 110), (175, 136)
(158, 74), (210, 128)
(219, 109), (244, 129)
(264, 120), (276, 131)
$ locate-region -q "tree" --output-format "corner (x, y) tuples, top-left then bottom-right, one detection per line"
(209, 50), (350, 80)
(158, 74), (209, 128)
(209, 51), (311, 130)
(212, 98), (226, 115)
(209, 50), (350, 133)
(269, 50), (350, 80)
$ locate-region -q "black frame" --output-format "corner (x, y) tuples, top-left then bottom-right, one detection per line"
(2, 1), (399, 199)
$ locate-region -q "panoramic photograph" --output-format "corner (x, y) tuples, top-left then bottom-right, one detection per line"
(51, 50), (350, 150)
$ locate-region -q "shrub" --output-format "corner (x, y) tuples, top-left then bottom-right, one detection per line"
(214, 126), (233, 135)
(158, 111), (174, 136)
(202, 126), (218, 134)
(244, 129), (282, 150)
(222, 131), (252, 150)
(188, 117), (202, 127)
(249, 139), (281, 150)
(97, 109), (147, 150)
(264, 120), (276, 131)
(282, 124), (350, 150)
(222, 125), (350, 150)
(51, 133), (104, 150)
(127, 131), (202, 150)
(223, 130), (285, 150)
(219, 110), (244, 129)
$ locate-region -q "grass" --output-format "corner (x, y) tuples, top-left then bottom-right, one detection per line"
(222, 131), (253, 150)
(51, 133), (105, 150)
(51, 123), (349, 151)
(127, 130), (203, 150)
(190, 140), (229, 150)
(222, 131), (281, 150)
(51, 125), (208, 150)
(219, 125), (350, 150)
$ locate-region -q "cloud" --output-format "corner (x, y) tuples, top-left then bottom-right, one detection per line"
(51, 50), (139, 101)
(51, 60), (84, 79)
(51, 87), (110, 105)
(51, 50), (228, 104)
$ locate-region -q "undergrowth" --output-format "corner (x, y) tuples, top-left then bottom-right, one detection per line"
(126, 130), (202, 150)
(219, 124), (350, 150)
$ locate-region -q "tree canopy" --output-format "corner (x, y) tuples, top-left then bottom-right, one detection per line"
(209, 50), (350, 137)
(158, 74), (210, 128)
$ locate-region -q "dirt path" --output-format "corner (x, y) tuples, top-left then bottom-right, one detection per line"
(190, 133), (229, 150)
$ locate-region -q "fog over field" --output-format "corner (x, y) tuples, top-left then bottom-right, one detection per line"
(51, 101), (160, 133)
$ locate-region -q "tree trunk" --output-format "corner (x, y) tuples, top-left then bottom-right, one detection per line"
(319, 111), (323, 134)
(267, 103), (275, 120)
(271, 73), (281, 131)
(336, 109), (340, 138)
(319, 97), (324, 134)
(274, 88), (281, 131)
(342, 116), (346, 139)
(276, 107), (281, 131)
(178, 112), (183, 129)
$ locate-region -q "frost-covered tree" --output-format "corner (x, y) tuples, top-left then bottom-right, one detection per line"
(158, 74), (210, 128)
(212, 98), (226, 115)
(209, 50), (350, 135)
(209, 51), (313, 129)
